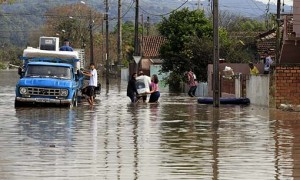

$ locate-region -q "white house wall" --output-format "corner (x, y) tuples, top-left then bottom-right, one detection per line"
(246, 75), (270, 107)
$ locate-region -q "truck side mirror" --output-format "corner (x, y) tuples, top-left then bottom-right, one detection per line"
(75, 74), (79, 81)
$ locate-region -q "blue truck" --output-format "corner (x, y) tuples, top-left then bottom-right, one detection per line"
(15, 37), (84, 108)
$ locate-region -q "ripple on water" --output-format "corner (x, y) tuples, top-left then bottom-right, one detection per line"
(0, 71), (298, 179)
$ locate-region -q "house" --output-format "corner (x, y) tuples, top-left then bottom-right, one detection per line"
(280, 14), (300, 63)
(256, 28), (277, 61)
(272, 3), (300, 108)
(134, 36), (166, 76)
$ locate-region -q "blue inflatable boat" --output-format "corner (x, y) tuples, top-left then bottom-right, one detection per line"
(198, 97), (250, 105)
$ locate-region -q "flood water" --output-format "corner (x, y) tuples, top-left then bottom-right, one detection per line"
(1, 70), (300, 180)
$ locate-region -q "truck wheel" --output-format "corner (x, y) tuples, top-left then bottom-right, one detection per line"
(69, 101), (73, 108)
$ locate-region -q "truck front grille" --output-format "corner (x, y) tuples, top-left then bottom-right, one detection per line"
(27, 87), (61, 96)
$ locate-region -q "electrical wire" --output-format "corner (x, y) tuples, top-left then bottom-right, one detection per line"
(121, 0), (134, 18)
(139, 0), (189, 17)
(249, 0), (265, 13)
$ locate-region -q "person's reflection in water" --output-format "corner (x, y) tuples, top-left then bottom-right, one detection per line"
(150, 103), (159, 121)
(127, 104), (139, 179)
(89, 110), (98, 163)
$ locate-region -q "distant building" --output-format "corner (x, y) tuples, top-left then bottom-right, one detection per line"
(130, 36), (166, 76)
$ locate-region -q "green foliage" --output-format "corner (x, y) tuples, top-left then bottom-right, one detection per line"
(114, 21), (135, 47)
(111, 21), (136, 67)
(0, 1), (55, 47)
(0, 0), (16, 4)
(164, 71), (183, 93)
(158, 9), (260, 89)
(218, 28), (256, 63)
(231, 18), (267, 32)
(158, 8), (213, 84)
(183, 36), (213, 82)
(0, 43), (23, 69)
(158, 8), (212, 52)
(0, 62), (6, 70)
(216, 12), (267, 32)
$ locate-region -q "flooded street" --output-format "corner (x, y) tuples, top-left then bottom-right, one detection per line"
(1, 70), (300, 180)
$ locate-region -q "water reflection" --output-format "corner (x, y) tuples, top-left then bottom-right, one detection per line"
(212, 108), (220, 180)
(16, 108), (76, 147)
(1, 70), (300, 179)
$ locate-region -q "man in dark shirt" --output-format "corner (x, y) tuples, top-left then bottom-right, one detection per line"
(59, 39), (73, 51)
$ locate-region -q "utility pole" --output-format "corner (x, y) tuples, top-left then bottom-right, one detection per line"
(105, 0), (109, 86)
(266, 1), (270, 29)
(89, 10), (94, 64)
(276, 0), (281, 63)
(213, 0), (220, 107)
(102, 20), (104, 66)
(141, 14), (144, 57)
(117, 0), (122, 76)
(134, 0), (139, 56)
(133, 0), (139, 72)
(146, 16), (150, 36)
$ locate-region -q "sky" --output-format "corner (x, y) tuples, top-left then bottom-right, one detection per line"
(256, 0), (293, 6)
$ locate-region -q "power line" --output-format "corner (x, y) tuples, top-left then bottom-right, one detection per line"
(139, 0), (189, 17)
(250, 0), (265, 12)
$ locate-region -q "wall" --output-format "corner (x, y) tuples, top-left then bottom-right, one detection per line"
(121, 68), (129, 81)
(246, 75), (270, 106)
(184, 82), (208, 97)
(293, 0), (300, 37)
(274, 65), (300, 107)
(150, 64), (169, 92)
(207, 63), (264, 97)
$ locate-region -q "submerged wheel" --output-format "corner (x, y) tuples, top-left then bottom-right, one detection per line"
(69, 101), (73, 108)
(69, 91), (78, 108)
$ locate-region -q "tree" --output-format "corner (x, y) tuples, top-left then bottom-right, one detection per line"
(217, 11), (267, 32)
(0, 43), (23, 69)
(158, 8), (264, 88)
(35, 3), (104, 66)
(40, 4), (103, 48)
(0, 0), (15, 4)
(158, 8), (213, 85)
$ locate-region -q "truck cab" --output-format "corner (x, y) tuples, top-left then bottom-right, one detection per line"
(15, 37), (84, 108)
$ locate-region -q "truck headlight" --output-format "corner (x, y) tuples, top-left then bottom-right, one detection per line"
(20, 87), (28, 94)
(60, 89), (68, 96)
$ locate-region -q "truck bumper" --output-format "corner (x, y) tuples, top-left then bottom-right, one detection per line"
(16, 97), (72, 105)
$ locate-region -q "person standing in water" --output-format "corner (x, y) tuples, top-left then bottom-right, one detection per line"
(127, 73), (139, 103)
(147, 74), (160, 103)
(82, 63), (98, 106)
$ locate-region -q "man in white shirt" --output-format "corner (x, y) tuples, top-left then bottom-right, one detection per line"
(82, 63), (98, 105)
(263, 51), (273, 74)
(136, 70), (151, 102)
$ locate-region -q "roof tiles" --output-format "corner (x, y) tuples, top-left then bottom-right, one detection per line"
(141, 36), (166, 58)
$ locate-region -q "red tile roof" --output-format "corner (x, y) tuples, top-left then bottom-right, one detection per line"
(141, 36), (166, 58)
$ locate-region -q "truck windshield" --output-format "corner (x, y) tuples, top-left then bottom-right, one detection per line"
(25, 65), (72, 79)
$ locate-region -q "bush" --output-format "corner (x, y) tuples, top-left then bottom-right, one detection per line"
(164, 72), (184, 93)
(0, 62), (7, 70)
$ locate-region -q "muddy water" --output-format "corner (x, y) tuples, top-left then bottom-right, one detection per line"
(0, 70), (299, 180)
